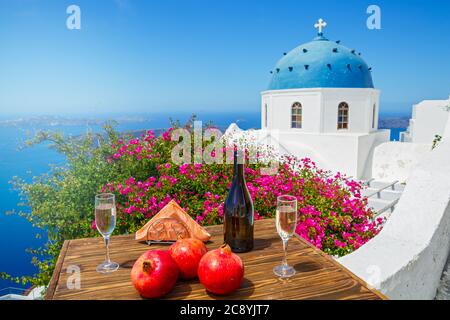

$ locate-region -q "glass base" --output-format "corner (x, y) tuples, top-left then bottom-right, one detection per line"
(273, 264), (296, 278)
(96, 261), (119, 274)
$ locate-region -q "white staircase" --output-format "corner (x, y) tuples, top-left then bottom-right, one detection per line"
(360, 179), (405, 220)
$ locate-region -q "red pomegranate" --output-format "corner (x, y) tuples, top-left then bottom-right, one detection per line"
(168, 238), (208, 279)
(198, 244), (244, 295)
(131, 250), (179, 298)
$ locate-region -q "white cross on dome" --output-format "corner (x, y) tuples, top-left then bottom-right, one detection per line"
(314, 18), (327, 34)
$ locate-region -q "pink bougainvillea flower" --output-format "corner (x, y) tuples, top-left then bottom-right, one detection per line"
(104, 128), (382, 257)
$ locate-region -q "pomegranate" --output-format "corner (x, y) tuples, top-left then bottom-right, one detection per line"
(168, 238), (208, 279)
(131, 250), (179, 298)
(198, 244), (244, 295)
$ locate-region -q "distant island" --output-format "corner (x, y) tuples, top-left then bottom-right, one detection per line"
(379, 116), (409, 129)
(0, 114), (409, 130)
(0, 115), (149, 127)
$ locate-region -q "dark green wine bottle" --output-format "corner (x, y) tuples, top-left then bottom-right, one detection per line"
(224, 150), (254, 253)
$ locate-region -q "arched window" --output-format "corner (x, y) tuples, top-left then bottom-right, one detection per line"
(337, 102), (349, 129)
(291, 102), (302, 129)
(372, 104), (376, 129)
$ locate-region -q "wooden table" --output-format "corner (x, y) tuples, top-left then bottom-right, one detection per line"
(46, 219), (386, 300)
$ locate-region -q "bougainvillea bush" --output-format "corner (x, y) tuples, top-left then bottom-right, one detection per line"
(2, 120), (382, 287)
(104, 128), (382, 257)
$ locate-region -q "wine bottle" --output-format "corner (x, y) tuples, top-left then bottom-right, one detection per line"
(224, 150), (254, 253)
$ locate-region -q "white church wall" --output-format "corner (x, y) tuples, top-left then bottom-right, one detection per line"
(261, 97), (268, 129)
(321, 88), (380, 134)
(260, 88), (388, 179)
(261, 89), (321, 132)
(277, 131), (359, 176)
(371, 142), (431, 183)
(339, 111), (450, 300)
(358, 130), (391, 179)
(261, 88), (380, 135)
(371, 90), (380, 131)
(273, 130), (388, 179)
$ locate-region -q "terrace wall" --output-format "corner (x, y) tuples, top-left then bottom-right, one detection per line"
(339, 112), (450, 299)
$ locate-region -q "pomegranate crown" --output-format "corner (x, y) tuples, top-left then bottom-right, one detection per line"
(220, 243), (232, 254)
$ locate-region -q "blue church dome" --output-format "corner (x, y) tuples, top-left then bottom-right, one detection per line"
(268, 22), (374, 90)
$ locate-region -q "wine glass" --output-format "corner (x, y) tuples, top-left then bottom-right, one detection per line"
(273, 195), (297, 278)
(95, 193), (119, 274)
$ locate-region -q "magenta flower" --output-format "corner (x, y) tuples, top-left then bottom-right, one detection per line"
(103, 129), (382, 257)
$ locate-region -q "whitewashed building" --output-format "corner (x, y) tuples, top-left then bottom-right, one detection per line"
(225, 19), (450, 300)
(258, 19), (390, 179)
(401, 98), (450, 144)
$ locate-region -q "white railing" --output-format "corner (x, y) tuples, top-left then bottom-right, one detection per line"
(360, 179), (403, 218)
(374, 198), (400, 218)
(364, 180), (399, 199)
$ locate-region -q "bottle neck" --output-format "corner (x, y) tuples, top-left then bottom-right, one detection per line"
(233, 150), (245, 183)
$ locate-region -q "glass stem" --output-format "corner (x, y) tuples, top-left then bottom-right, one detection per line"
(282, 239), (289, 267)
(104, 236), (111, 264)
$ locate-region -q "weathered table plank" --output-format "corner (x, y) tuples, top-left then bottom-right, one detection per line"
(46, 219), (386, 300)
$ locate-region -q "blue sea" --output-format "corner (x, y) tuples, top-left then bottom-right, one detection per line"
(0, 112), (260, 290)
(0, 112), (405, 290)
(389, 128), (406, 141)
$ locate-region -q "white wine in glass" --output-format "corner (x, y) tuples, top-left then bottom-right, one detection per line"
(273, 195), (297, 278)
(95, 193), (119, 274)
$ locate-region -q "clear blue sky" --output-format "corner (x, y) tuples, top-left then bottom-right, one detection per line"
(0, 0), (449, 116)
